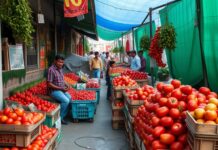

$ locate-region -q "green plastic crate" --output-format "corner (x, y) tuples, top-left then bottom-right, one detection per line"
(43, 105), (60, 127)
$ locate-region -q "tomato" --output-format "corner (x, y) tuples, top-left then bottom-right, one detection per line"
(170, 142), (184, 150)
(167, 97), (179, 108)
(11, 147), (19, 150)
(171, 89), (182, 100)
(160, 133), (175, 145)
(194, 108), (205, 119)
(209, 92), (218, 98)
(156, 82), (164, 92)
(171, 123), (185, 135)
(1, 115), (8, 123)
(171, 79), (181, 89)
(204, 110), (217, 121)
(163, 84), (174, 94)
(151, 116), (160, 127)
(152, 140), (167, 150)
(156, 106), (169, 118)
(181, 85), (193, 95)
(187, 100), (198, 111)
(209, 98), (218, 106)
(14, 108), (24, 117)
(178, 101), (187, 111)
(169, 108), (180, 119)
(187, 94), (197, 101)
(205, 103), (217, 111)
(3, 107), (11, 115)
(197, 119), (204, 123)
(205, 120), (216, 124)
(8, 113), (18, 120)
(13, 120), (22, 125)
(160, 117), (174, 127)
(199, 87), (211, 95)
(178, 134), (187, 144)
(153, 126), (165, 137)
(158, 97), (168, 106)
(6, 118), (14, 124)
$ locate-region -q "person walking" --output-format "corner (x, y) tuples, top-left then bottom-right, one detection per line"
(47, 55), (71, 125)
(89, 51), (95, 70)
(90, 51), (103, 78)
(130, 51), (141, 71)
(107, 60), (115, 100)
(138, 50), (146, 72)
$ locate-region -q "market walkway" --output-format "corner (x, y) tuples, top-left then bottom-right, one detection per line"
(58, 80), (129, 150)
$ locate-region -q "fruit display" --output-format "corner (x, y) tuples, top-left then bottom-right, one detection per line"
(6, 92), (57, 112)
(0, 107), (44, 125)
(114, 101), (124, 107)
(68, 88), (96, 100)
(125, 85), (155, 101)
(64, 76), (77, 85)
(86, 80), (100, 88)
(110, 67), (128, 75)
(121, 70), (148, 80)
(27, 81), (47, 95)
(112, 76), (137, 87)
(134, 80), (217, 149)
(64, 73), (80, 81)
(2, 125), (57, 150)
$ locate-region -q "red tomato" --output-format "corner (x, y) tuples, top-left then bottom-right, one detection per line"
(156, 106), (169, 118)
(170, 142), (184, 150)
(169, 108), (180, 119)
(151, 116), (160, 127)
(158, 97), (168, 106)
(178, 134), (187, 144)
(3, 107), (11, 115)
(180, 85), (193, 95)
(199, 87), (211, 95)
(178, 101), (187, 111)
(171, 89), (182, 100)
(160, 117), (174, 127)
(187, 100), (198, 111)
(163, 84), (174, 94)
(171, 123), (185, 135)
(6, 118), (14, 124)
(167, 97), (179, 108)
(153, 126), (166, 137)
(171, 79), (181, 88)
(152, 140), (167, 150)
(156, 82), (164, 92)
(160, 133), (175, 145)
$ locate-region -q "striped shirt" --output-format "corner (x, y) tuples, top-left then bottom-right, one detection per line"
(47, 64), (65, 91)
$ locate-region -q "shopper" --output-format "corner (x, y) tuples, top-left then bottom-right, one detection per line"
(90, 51), (103, 78)
(107, 60), (116, 100)
(127, 51), (132, 67)
(47, 55), (71, 125)
(89, 51), (95, 70)
(138, 50), (146, 72)
(130, 51), (141, 71)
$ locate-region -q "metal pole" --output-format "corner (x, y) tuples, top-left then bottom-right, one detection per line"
(196, 0), (209, 86)
(0, 21), (3, 109)
(132, 27), (135, 50)
(53, 1), (57, 55)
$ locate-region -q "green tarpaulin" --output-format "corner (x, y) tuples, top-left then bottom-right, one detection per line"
(97, 25), (123, 41)
(159, 0), (203, 86)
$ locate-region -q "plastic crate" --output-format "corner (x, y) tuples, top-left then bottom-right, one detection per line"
(71, 98), (97, 121)
(43, 105), (60, 127)
(86, 88), (101, 104)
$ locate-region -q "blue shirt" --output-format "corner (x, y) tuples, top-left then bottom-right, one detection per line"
(130, 55), (141, 71)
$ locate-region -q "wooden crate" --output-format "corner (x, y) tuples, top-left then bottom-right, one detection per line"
(123, 91), (145, 106)
(44, 130), (59, 150)
(134, 131), (142, 150)
(187, 131), (218, 150)
(124, 112), (135, 150)
(186, 111), (218, 136)
(112, 103), (124, 118)
(112, 117), (124, 130)
(135, 79), (148, 87)
(112, 85), (139, 99)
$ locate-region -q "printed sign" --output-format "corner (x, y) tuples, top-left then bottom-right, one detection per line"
(9, 44), (25, 70)
(64, 0), (88, 18)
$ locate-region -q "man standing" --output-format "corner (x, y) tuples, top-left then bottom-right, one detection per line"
(89, 51), (95, 69)
(130, 51), (141, 71)
(47, 55), (71, 125)
(90, 51), (103, 78)
(138, 50), (146, 72)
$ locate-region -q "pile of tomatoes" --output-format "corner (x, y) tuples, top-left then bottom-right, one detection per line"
(125, 85), (155, 101)
(68, 88), (96, 100)
(27, 81), (47, 95)
(6, 92), (57, 113)
(134, 79), (218, 150)
(113, 76), (137, 87)
(121, 70), (148, 80)
(114, 102), (124, 108)
(64, 76), (77, 85)
(64, 73), (80, 81)
(110, 67), (128, 74)
(86, 80), (100, 88)
(3, 125), (57, 150)
(0, 107), (44, 125)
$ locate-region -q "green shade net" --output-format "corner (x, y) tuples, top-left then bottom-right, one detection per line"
(159, 0), (203, 85)
(97, 25), (123, 41)
(200, 1), (218, 92)
(134, 22), (157, 75)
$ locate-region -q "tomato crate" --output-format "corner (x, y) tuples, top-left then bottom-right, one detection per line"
(187, 131), (218, 150)
(186, 111), (218, 136)
(43, 130), (59, 150)
(43, 104), (60, 127)
(124, 110), (135, 149)
(71, 98), (97, 121)
(0, 116), (45, 147)
(134, 131), (142, 150)
(86, 88), (101, 104)
(112, 103), (124, 118)
(123, 104), (134, 131)
(135, 79), (148, 87)
(123, 91), (145, 106)
(112, 116), (125, 130)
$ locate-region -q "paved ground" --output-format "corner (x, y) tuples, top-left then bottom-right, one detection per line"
(58, 81), (129, 150)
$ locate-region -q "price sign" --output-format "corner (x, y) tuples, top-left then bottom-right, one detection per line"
(28, 103), (38, 112)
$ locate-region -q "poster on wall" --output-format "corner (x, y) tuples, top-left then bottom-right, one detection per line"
(9, 44), (25, 70)
(64, 0), (88, 18)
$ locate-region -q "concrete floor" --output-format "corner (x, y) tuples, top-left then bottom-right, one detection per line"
(58, 81), (129, 150)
